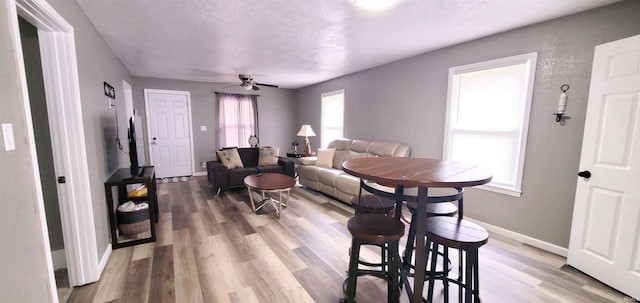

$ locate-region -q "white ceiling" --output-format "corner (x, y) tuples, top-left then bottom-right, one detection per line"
(75, 0), (621, 89)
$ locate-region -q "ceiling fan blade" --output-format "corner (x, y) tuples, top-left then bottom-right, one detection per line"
(252, 84), (260, 90)
(254, 82), (279, 88)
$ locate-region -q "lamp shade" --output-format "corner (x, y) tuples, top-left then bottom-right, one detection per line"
(297, 125), (316, 137)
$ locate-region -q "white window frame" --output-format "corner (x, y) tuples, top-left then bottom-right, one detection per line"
(321, 89), (345, 148)
(443, 52), (537, 197)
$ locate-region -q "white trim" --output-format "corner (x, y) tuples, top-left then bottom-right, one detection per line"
(122, 80), (133, 117)
(144, 89), (195, 177)
(476, 184), (522, 197)
(443, 52), (537, 196)
(14, 0), (99, 287)
(193, 171), (207, 176)
(465, 217), (568, 257)
(98, 244), (112, 274)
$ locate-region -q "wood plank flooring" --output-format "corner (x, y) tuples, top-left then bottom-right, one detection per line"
(67, 176), (628, 303)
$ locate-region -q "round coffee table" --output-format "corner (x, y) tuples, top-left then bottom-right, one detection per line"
(244, 173), (296, 218)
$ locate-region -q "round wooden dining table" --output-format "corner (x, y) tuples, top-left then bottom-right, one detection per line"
(342, 157), (492, 302)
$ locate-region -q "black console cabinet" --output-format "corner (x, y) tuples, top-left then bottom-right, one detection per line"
(104, 167), (158, 249)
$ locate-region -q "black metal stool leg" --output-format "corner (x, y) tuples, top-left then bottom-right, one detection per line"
(345, 237), (361, 303)
(388, 241), (400, 303)
(465, 249), (473, 303)
(472, 248), (480, 303)
(403, 213), (417, 268)
(458, 249), (463, 302)
(443, 245), (449, 303)
(426, 239), (438, 302)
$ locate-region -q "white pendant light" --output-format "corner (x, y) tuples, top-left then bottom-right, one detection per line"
(354, 0), (397, 10)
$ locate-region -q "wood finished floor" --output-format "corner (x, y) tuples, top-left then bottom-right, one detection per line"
(67, 176), (628, 303)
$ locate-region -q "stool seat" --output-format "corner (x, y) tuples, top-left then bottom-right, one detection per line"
(351, 195), (396, 214)
(407, 201), (458, 217)
(344, 213), (404, 302)
(348, 214), (404, 245)
(425, 216), (488, 250)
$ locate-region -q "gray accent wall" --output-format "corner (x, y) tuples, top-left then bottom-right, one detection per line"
(295, 0), (640, 248)
(132, 77), (297, 173)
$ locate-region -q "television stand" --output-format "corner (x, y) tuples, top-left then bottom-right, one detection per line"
(104, 166), (157, 249)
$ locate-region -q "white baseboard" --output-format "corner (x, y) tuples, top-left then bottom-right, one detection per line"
(98, 244), (112, 274)
(51, 249), (66, 269)
(465, 217), (568, 257)
(193, 171), (207, 176)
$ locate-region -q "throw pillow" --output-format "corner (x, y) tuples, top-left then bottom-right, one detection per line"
(216, 148), (244, 169)
(258, 146), (280, 166)
(316, 148), (335, 168)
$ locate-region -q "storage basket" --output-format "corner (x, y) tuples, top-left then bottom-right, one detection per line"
(116, 207), (150, 235)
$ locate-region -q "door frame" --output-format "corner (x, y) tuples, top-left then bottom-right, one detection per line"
(144, 89), (196, 177)
(12, 0), (100, 288)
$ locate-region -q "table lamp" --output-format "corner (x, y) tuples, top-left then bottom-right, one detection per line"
(296, 125), (316, 154)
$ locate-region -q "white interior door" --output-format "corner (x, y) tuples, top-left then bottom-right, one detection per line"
(568, 34), (640, 299)
(144, 89), (194, 178)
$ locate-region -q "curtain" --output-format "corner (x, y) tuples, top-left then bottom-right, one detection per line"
(216, 93), (258, 148)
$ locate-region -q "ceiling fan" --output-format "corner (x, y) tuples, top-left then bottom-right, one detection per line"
(237, 74), (278, 91)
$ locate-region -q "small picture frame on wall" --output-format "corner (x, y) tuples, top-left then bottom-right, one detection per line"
(104, 82), (115, 99)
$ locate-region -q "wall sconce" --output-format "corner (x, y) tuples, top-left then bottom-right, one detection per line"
(554, 84), (570, 125)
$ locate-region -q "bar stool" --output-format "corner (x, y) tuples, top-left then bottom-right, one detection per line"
(352, 194), (396, 215)
(403, 201), (458, 274)
(341, 213), (405, 303)
(345, 195), (396, 285)
(425, 216), (488, 303)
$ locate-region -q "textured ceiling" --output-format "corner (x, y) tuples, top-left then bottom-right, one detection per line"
(75, 0), (622, 89)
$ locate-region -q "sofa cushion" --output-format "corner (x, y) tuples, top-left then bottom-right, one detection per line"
(258, 146), (279, 166)
(217, 148), (244, 169)
(299, 157), (316, 165)
(316, 148), (335, 168)
(257, 165), (284, 174)
(228, 167), (258, 185)
(335, 173), (360, 196)
(369, 142), (400, 157)
(317, 168), (343, 186)
(238, 147), (259, 167)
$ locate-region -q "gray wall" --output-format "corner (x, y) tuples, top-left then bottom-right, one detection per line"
(0, 3), (56, 302)
(132, 77), (297, 173)
(295, 0), (640, 248)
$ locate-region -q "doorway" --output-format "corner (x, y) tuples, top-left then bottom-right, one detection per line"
(17, 15), (70, 300)
(13, 0), (100, 292)
(144, 89), (195, 179)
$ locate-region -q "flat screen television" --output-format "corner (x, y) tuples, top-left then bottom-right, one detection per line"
(127, 115), (143, 177)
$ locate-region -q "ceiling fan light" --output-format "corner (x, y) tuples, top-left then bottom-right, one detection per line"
(354, 0), (397, 10)
(241, 82), (253, 90)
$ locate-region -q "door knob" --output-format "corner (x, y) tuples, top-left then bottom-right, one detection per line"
(578, 171), (591, 178)
(152, 137), (157, 145)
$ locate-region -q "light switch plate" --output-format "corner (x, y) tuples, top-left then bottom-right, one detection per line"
(200, 125), (207, 131)
(2, 123), (16, 151)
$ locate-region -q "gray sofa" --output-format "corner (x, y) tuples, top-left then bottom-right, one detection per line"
(298, 138), (411, 204)
(206, 147), (295, 195)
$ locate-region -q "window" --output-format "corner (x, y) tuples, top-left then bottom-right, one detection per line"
(443, 53), (537, 196)
(321, 89), (345, 148)
(217, 93), (258, 148)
